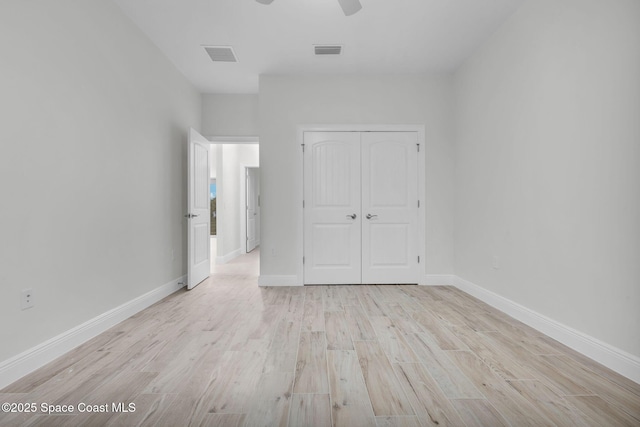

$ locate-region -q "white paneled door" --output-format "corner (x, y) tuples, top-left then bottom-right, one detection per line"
(303, 131), (419, 285)
(246, 167), (260, 253)
(361, 132), (419, 283)
(187, 128), (211, 290)
(304, 132), (362, 285)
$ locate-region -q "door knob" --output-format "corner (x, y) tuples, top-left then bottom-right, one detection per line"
(366, 214), (378, 219)
(346, 214), (357, 219)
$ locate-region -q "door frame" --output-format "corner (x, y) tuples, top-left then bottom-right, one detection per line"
(296, 125), (426, 286)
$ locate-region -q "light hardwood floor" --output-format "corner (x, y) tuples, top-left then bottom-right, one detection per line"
(2, 249), (639, 426)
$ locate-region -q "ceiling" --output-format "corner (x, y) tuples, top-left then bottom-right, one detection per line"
(112, 0), (524, 94)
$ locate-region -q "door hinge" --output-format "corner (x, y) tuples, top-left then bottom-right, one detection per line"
(303, 256), (305, 264)
(302, 200), (305, 208)
(417, 256), (420, 263)
(301, 144), (305, 152)
(417, 200), (420, 208)
(417, 143), (420, 152)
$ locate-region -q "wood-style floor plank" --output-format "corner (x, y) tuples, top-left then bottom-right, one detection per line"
(302, 287), (325, 332)
(354, 341), (414, 416)
(105, 393), (177, 426)
(344, 305), (377, 341)
(409, 310), (468, 351)
(288, 394), (332, 427)
(392, 363), (466, 426)
(539, 355), (640, 420)
(449, 399), (510, 427)
(375, 415), (423, 427)
(338, 285), (362, 307)
(506, 380), (593, 427)
(325, 311), (354, 350)
(322, 286), (344, 312)
(194, 346), (267, 416)
(445, 324), (537, 381)
(368, 316), (419, 363)
(327, 349), (376, 427)
(402, 332), (483, 399)
(293, 332), (329, 393)
(565, 395), (640, 427)
(200, 413), (246, 427)
(263, 319), (301, 374)
(68, 371), (158, 426)
(386, 304), (424, 335)
(446, 350), (556, 427)
(243, 372), (294, 427)
(357, 289), (391, 317)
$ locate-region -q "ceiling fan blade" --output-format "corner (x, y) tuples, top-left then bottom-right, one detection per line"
(255, 0), (274, 4)
(337, 0), (362, 16)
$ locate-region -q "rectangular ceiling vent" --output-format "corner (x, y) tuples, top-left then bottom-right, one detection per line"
(314, 45), (343, 56)
(204, 46), (237, 62)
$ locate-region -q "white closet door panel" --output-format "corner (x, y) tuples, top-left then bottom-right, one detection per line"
(362, 132), (419, 284)
(304, 132), (361, 285)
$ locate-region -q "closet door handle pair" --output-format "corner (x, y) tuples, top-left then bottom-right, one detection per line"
(347, 213), (378, 220)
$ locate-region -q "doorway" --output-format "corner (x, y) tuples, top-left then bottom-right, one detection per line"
(210, 142), (259, 270)
(302, 129), (424, 285)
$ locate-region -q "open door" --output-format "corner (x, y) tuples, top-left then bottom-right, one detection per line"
(246, 167), (260, 252)
(187, 128), (210, 290)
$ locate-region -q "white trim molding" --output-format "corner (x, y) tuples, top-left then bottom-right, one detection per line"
(258, 275), (300, 287)
(423, 274), (455, 286)
(454, 275), (640, 384)
(216, 248), (242, 264)
(0, 276), (186, 389)
(206, 135), (259, 144)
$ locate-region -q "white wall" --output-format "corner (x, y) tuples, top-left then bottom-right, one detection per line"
(202, 94), (259, 137)
(216, 144), (259, 259)
(454, 0), (640, 357)
(0, 1), (201, 362)
(210, 145), (218, 179)
(259, 74), (454, 280)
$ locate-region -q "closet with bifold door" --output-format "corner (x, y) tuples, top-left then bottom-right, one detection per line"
(303, 131), (419, 285)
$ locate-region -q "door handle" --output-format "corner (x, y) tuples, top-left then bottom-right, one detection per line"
(346, 214), (357, 220)
(185, 213), (199, 218)
(366, 214), (378, 220)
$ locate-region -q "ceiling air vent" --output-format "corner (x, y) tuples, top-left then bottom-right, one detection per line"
(314, 45), (343, 56)
(204, 46), (238, 62)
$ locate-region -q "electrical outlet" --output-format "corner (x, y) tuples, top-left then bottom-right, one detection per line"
(492, 255), (500, 269)
(21, 289), (35, 310)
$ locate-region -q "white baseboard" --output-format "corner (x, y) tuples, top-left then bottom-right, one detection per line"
(454, 276), (640, 385)
(0, 275), (186, 390)
(216, 248), (242, 264)
(423, 274), (455, 286)
(258, 275), (300, 287)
